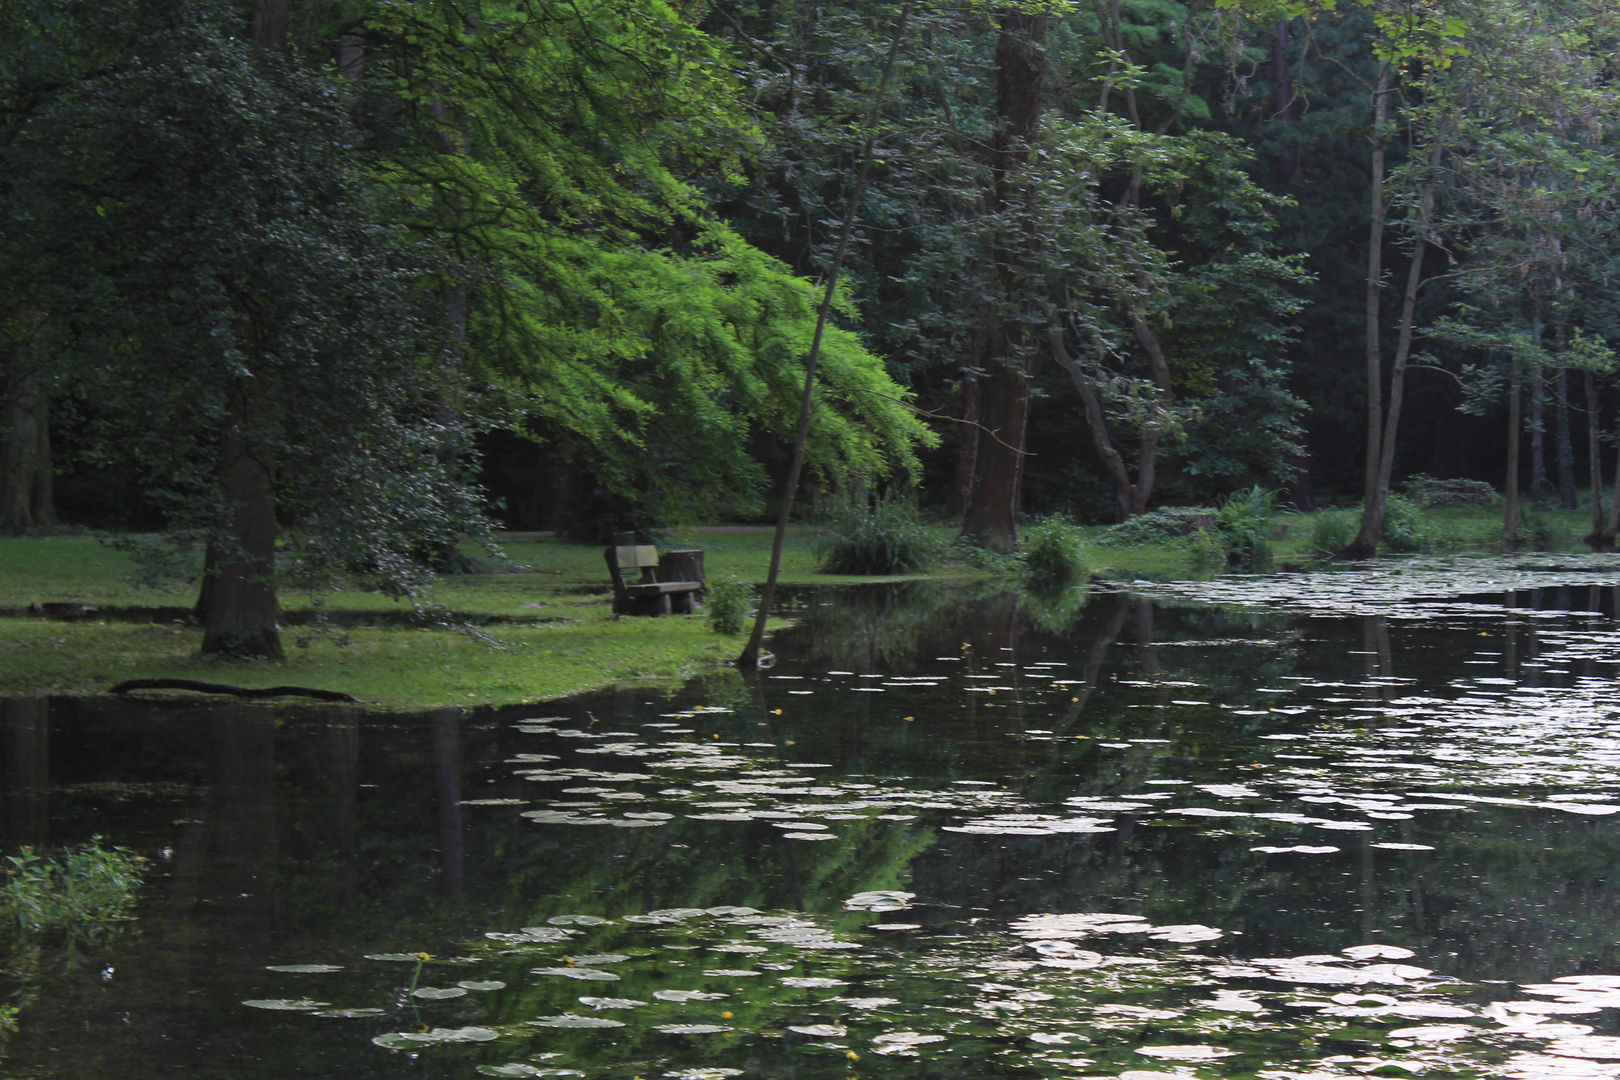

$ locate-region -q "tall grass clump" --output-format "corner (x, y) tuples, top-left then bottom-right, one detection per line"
(1216, 486), (1277, 571)
(813, 497), (945, 575)
(1186, 528), (1229, 575)
(1019, 517), (1088, 590)
(1308, 508), (1357, 557)
(1380, 493), (1432, 553)
(705, 575), (755, 636)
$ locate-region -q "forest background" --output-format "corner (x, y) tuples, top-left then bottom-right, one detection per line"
(5, 0), (1620, 651)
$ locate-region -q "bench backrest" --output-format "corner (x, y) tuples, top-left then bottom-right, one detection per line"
(613, 545), (660, 574)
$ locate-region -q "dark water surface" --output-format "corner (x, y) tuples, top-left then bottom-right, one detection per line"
(7, 557), (1620, 1079)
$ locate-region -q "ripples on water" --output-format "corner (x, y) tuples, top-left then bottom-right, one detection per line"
(6, 556), (1620, 1077)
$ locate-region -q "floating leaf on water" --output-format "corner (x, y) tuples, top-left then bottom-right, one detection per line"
(781, 831), (837, 841)
(1388, 1023), (1477, 1041)
(648, 908), (709, 919)
(364, 953), (427, 962)
(243, 999), (329, 1011)
(547, 914), (610, 926)
(781, 977), (848, 988)
(477, 1066), (545, 1078)
(374, 1027), (499, 1047)
(702, 969), (760, 977)
(1135, 1044), (1237, 1060)
(1371, 842), (1435, 851)
(867, 923), (921, 932)
(661, 1070), (744, 1080)
(527, 1014), (626, 1029)
(709, 944), (767, 953)
(1547, 1036), (1620, 1060)
(572, 954), (630, 966)
(1342, 944), (1417, 960)
(836, 997), (900, 1010)
(1029, 1032), (1087, 1045)
(844, 890), (915, 912)
(1010, 913), (1147, 939)
(1195, 991), (1265, 1013)
(264, 963), (344, 974)
(1147, 924), (1223, 943)
(789, 1024), (847, 1036)
(459, 980), (507, 991)
(871, 1031), (946, 1056)
(1251, 845), (1340, 855)
(533, 967), (620, 981)
(577, 996), (647, 1009)
(706, 906), (760, 916)
(653, 989), (728, 1002)
(461, 798), (531, 806)
(655, 1023), (732, 1034)
(411, 986), (467, 1000)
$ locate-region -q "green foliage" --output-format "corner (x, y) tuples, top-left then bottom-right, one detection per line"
(1186, 528), (1231, 576)
(1517, 503), (1566, 551)
(1307, 508), (1357, 557)
(1380, 494), (1432, 553)
(1, 840), (140, 950)
(813, 498), (946, 576)
(1215, 486), (1277, 571)
(1019, 517), (1089, 591)
(1101, 507), (1217, 545)
(705, 575), (756, 637)
(1402, 474), (1499, 507)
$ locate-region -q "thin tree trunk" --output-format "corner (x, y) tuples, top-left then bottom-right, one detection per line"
(1272, 20), (1298, 184)
(1530, 361), (1547, 498)
(1504, 349), (1522, 547)
(948, 375), (981, 521)
(1051, 332), (1134, 519)
(201, 422), (283, 659)
(1344, 64), (1391, 558)
(1585, 370), (1604, 545)
(249, 0), (294, 50)
(737, 3), (913, 668)
(0, 381), (45, 533)
(1556, 355), (1577, 508)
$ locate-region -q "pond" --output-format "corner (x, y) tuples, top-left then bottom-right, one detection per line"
(6, 555), (1620, 1079)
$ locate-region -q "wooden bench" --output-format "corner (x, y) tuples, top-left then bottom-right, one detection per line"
(605, 545), (703, 616)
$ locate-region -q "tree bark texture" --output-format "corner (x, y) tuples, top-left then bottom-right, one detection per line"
(1556, 358), (1577, 508)
(960, 10), (1047, 552)
(1504, 350), (1522, 545)
(947, 375), (981, 522)
(1585, 370), (1605, 544)
(200, 424), (284, 659)
(0, 380), (55, 533)
(249, 0), (294, 50)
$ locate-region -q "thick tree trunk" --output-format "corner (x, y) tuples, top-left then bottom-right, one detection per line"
(249, 0), (294, 50)
(1271, 20), (1298, 184)
(0, 382), (54, 533)
(200, 426), (283, 659)
(960, 10), (1047, 550)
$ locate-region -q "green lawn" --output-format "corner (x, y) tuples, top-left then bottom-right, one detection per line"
(0, 500), (1594, 708)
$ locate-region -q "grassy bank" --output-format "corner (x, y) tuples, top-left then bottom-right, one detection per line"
(0, 499), (1597, 708)
(0, 527), (979, 708)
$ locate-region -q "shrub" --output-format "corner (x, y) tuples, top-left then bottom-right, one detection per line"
(705, 575), (755, 636)
(813, 497), (945, 575)
(1403, 473), (1498, 507)
(1380, 494), (1431, 553)
(1308, 508), (1357, 557)
(1517, 503), (1565, 551)
(1019, 517), (1088, 590)
(1216, 486), (1276, 571)
(1101, 507), (1217, 546)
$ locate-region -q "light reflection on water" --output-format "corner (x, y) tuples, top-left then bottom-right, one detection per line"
(5, 559), (1620, 1076)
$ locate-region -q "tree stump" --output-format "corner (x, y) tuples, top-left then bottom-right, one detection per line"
(662, 549), (705, 614)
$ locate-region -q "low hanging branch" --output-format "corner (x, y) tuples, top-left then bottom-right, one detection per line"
(109, 678), (359, 703)
(736, 2), (915, 670)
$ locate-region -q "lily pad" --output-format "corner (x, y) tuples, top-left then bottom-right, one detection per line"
(243, 999), (329, 1011)
(309, 1007), (386, 1017)
(655, 1023), (732, 1034)
(411, 986), (467, 1000)
(654, 989), (729, 1002)
(547, 914), (610, 926)
(265, 964), (343, 973)
(788, 1023), (847, 1036)
(781, 977), (848, 988)
(458, 980), (508, 991)
(527, 1014), (626, 1029)
(577, 996), (647, 1009)
(533, 967), (620, 981)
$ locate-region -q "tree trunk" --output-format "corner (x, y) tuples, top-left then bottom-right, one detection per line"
(0, 382), (53, 533)
(1504, 349), (1522, 547)
(249, 0), (294, 50)
(1556, 355), (1577, 508)
(959, 10), (1048, 551)
(1272, 20), (1298, 185)
(1585, 370), (1605, 545)
(947, 374), (981, 522)
(1343, 64), (1391, 559)
(1530, 362), (1547, 498)
(200, 425), (283, 659)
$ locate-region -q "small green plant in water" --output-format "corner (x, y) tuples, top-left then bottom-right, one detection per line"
(813, 497), (945, 575)
(1186, 528), (1229, 575)
(1018, 517), (1087, 591)
(1380, 494), (1432, 553)
(706, 575), (755, 636)
(1216, 486), (1277, 571)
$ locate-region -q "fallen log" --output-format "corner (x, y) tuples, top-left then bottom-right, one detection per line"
(109, 678), (358, 703)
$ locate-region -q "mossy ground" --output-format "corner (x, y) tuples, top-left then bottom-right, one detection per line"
(0, 499), (1594, 708)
